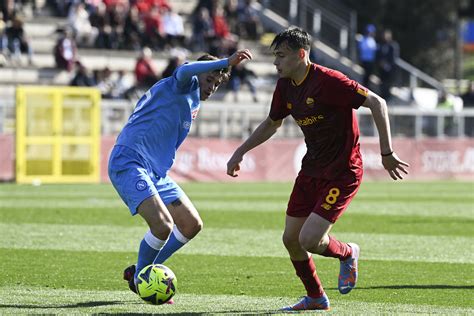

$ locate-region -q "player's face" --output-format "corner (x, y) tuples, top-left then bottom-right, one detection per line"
(272, 43), (303, 79)
(198, 72), (223, 101)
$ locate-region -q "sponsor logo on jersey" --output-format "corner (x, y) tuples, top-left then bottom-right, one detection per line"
(295, 114), (324, 126)
(287, 102), (292, 109)
(306, 97), (315, 107)
(192, 108), (200, 120)
(136, 180), (148, 191)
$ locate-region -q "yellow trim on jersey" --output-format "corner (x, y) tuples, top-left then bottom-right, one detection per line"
(357, 87), (368, 97)
(291, 63), (312, 86)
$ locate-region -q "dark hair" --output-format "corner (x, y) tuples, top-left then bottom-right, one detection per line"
(271, 27), (311, 51)
(197, 53), (231, 82)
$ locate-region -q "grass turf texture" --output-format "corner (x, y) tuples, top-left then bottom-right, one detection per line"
(0, 181), (473, 314)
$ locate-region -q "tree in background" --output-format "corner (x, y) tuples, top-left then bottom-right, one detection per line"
(340, 0), (461, 80)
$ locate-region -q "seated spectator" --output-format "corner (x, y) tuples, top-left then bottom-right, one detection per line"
(54, 28), (77, 72)
(70, 61), (95, 86)
(123, 5), (144, 51)
(95, 67), (115, 98)
(237, 0), (261, 40)
(192, 7), (214, 52)
(211, 5), (238, 56)
(67, 2), (98, 46)
(229, 63), (258, 102)
(162, 7), (185, 48)
(143, 5), (164, 50)
(5, 16), (33, 65)
(134, 47), (159, 89)
(109, 70), (132, 99)
(461, 81), (474, 107)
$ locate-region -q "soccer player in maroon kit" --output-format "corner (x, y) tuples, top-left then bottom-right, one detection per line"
(226, 28), (409, 311)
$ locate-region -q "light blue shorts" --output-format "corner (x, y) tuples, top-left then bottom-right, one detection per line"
(108, 145), (184, 215)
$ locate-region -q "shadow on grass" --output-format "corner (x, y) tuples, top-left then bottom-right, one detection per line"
(0, 300), (124, 309)
(0, 302), (283, 315)
(355, 285), (474, 290)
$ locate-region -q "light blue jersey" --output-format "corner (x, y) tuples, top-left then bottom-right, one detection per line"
(116, 58), (228, 177)
(109, 58), (229, 213)
(116, 73), (197, 177)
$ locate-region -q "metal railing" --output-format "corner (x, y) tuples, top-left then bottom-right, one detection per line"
(2, 99), (473, 139)
(257, 0), (445, 95)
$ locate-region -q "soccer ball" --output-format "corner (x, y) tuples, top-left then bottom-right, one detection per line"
(136, 264), (177, 305)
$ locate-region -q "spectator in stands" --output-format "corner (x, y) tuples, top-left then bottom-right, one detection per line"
(70, 61), (95, 86)
(89, 2), (117, 49)
(192, 7), (214, 52)
(211, 4), (238, 56)
(95, 67), (115, 98)
(1, 0), (14, 21)
(54, 27), (77, 72)
(162, 7), (185, 48)
(109, 69), (131, 99)
(67, 2), (98, 47)
(229, 63), (258, 102)
(437, 89), (463, 136)
(237, 0), (261, 40)
(123, 5), (144, 51)
(461, 81), (474, 107)
(143, 5), (164, 50)
(358, 24), (377, 89)
(162, 49), (186, 78)
(5, 16), (33, 65)
(461, 81), (474, 136)
(376, 29), (399, 101)
(134, 46), (160, 89)
(223, 0), (239, 35)
(0, 12), (7, 64)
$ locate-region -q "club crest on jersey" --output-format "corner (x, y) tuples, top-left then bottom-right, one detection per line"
(287, 102), (292, 109)
(183, 121), (191, 129)
(306, 97), (315, 107)
(136, 180), (148, 191)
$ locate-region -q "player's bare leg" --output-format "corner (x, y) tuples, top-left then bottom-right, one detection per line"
(153, 192), (203, 265)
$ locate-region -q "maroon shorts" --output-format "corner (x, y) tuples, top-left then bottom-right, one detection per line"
(286, 172), (362, 223)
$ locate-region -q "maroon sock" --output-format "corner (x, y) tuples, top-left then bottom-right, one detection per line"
(291, 257), (324, 298)
(321, 235), (352, 260)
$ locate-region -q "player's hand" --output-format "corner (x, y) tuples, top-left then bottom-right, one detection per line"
(228, 49), (253, 67)
(382, 152), (410, 180)
(227, 152), (243, 177)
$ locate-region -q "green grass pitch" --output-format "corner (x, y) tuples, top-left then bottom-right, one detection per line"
(0, 181), (473, 314)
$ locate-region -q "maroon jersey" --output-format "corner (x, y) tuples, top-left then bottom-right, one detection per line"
(269, 64), (368, 180)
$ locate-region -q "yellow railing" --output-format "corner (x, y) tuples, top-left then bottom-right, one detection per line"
(16, 86), (101, 184)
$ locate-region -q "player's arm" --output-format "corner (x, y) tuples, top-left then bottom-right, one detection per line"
(361, 91), (409, 180)
(176, 49), (253, 82)
(227, 116), (283, 177)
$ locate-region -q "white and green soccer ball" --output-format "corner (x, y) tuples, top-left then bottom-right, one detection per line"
(136, 264), (177, 305)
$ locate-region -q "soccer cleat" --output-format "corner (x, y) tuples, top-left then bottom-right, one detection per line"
(280, 294), (330, 311)
(338, 243), (360, 294)
(123, 264), (137, 294)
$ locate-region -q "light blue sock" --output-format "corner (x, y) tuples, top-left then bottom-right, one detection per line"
(135, 230), (167, 280)
(154, 226), (190, 264)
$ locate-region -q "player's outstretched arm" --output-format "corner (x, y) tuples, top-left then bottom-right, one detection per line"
(227, 116), (282, 177)
(361, 91), (410, 180)
(176, 49), (252, 82)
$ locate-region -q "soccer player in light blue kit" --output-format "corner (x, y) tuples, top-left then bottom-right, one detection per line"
(108, 49), (253, 299)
